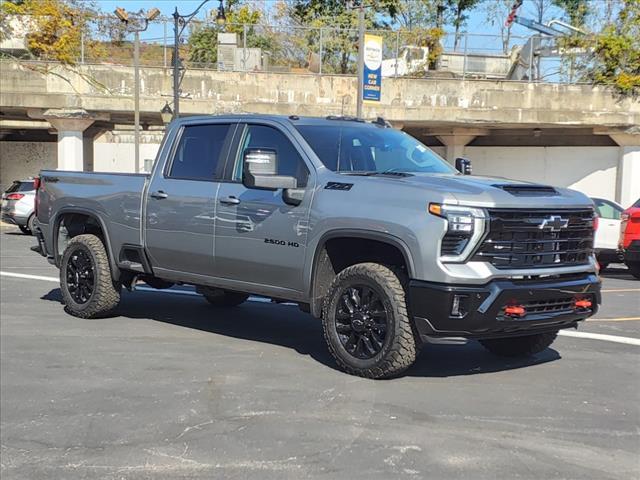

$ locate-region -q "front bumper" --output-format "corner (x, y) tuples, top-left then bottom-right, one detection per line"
(409, 274), (601, 340)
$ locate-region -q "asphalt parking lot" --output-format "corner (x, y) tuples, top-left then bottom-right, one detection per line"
(1, 224), (639, 480)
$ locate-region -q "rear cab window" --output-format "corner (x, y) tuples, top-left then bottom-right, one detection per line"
(167, 124), (235, 181)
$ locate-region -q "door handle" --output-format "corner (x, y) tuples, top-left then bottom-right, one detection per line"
(220, 196), (241, 205)
(150, 190), (168, 199)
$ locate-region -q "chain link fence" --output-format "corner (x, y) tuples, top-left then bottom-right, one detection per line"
(2, 14), (588, 84)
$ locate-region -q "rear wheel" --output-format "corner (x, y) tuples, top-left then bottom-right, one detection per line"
(60, 234), (121, 318)
(322, 263), (417, 379)
(626, 262), (640, 280)
(201, 288), (250, 307)
(479, 331), (558, 357)
(18, 225), (31, 235)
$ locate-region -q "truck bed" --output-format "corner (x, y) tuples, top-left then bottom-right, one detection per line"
(37, 170), (148, 253)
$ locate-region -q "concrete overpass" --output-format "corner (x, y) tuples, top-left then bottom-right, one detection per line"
(1, 60), (639, 204)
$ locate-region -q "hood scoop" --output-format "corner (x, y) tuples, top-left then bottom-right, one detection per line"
(493, 184), (559, 197)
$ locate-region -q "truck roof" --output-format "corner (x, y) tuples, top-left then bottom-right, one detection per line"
(171, 114), (388, 129)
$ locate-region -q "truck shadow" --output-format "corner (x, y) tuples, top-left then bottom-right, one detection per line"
(41, 287), (560, 378)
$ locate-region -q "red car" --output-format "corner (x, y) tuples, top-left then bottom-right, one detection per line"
(619, 198), (640, 279)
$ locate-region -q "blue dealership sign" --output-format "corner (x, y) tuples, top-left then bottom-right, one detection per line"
(363, 34), (382, 102)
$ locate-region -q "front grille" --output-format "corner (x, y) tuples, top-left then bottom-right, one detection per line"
(474, 209), (594, 269)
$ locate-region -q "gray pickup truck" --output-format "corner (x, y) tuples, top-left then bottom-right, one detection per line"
(34, 115), (601, 378)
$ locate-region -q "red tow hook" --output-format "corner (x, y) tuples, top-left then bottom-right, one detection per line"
(575, 299), (592, 309)
(504, 305), (526, 317)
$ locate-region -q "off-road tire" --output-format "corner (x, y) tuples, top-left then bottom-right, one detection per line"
(479, 331), (558, 357)
(626, 261), (640, 280)
(60, 234), (121, 318)
(322, 263), (417, 379)
(202, 289), (250, 307)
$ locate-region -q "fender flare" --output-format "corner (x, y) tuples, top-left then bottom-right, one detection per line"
(52, 207), (121, 281)
(307, 229), (416, 317)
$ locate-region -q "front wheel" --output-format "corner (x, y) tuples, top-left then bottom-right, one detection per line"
(60, 234), (121, 318)
(479, 331), (558, 357)
(322, 263), (417, 379)
(18, 225), (31, 235)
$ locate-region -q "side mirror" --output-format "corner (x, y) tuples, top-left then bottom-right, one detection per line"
(455, 157), (472, 175)
(242, 148), (298, 190)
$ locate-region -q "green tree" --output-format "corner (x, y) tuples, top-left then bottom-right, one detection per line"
(288, 0), (400, 74)
(1, 0), (99, 64)
(446, 0), (481, 50)
(187, 1), (275, 68)
(552, 0), (590, 28)
(588, 0), (640, 96)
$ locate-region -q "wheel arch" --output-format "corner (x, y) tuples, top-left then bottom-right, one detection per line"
(53, 207), (121, 281)
(307, 229), (416, 318)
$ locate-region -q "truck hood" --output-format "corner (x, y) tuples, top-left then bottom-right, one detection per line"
(342, 172), (592, 209)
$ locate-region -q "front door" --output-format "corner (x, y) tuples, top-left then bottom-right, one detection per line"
(145, 122), (237, 277)
(594, 198), (623, 250)
(214, 123), (314, 292)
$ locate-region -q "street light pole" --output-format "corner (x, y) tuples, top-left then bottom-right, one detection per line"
(114, 7), (160, 173)
(356, 4), (365, 119)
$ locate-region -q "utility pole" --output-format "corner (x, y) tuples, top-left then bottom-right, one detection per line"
(356, 3), (365, 119)
(134, 30), (140, 173)
(172, 0), (226, 120)
(173, 8), (180, 119)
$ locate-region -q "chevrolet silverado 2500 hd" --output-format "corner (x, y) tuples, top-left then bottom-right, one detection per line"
(34, 115), (601, 378)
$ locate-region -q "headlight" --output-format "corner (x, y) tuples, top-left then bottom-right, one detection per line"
(429, 203), (487, 262)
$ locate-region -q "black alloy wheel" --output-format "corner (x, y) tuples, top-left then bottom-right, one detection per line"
(335, 284), (389, 360)
(65, 248), (95, 304)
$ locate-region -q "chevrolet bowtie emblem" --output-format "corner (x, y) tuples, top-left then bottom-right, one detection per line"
(539, 215), (569, 231)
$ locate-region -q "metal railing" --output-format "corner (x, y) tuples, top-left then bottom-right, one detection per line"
(2, 14), (588, 84)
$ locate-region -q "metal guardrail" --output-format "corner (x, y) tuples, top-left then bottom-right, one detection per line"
(2, 14), (584, 84)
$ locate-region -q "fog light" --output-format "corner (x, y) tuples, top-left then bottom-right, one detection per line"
(451, 294), (468, 317)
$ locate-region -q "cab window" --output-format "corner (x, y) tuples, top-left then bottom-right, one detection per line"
(233, 124), (309, 187)
(168, 124), (233, 181)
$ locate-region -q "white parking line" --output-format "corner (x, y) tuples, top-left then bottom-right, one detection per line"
(1, 271), (58, 282)
(0, 271), (277, 304)
(558, 330), (640, 346)
(2, 270), (639, 346)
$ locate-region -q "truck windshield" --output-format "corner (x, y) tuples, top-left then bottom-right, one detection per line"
(294, 124), (456, 174)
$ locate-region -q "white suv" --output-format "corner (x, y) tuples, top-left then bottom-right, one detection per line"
(592, 197), (625, 269)
(1, 179), (36, 235)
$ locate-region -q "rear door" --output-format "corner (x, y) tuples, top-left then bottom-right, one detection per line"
(594, 198), (623, 250)
(145, 122), (237, 277)
(213, 122), (314, 292)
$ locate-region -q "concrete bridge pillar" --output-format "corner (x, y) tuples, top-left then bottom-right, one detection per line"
(43, 109), (95, 171)
(432, 129), (489, 164)
(609, 133), (640, 207)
